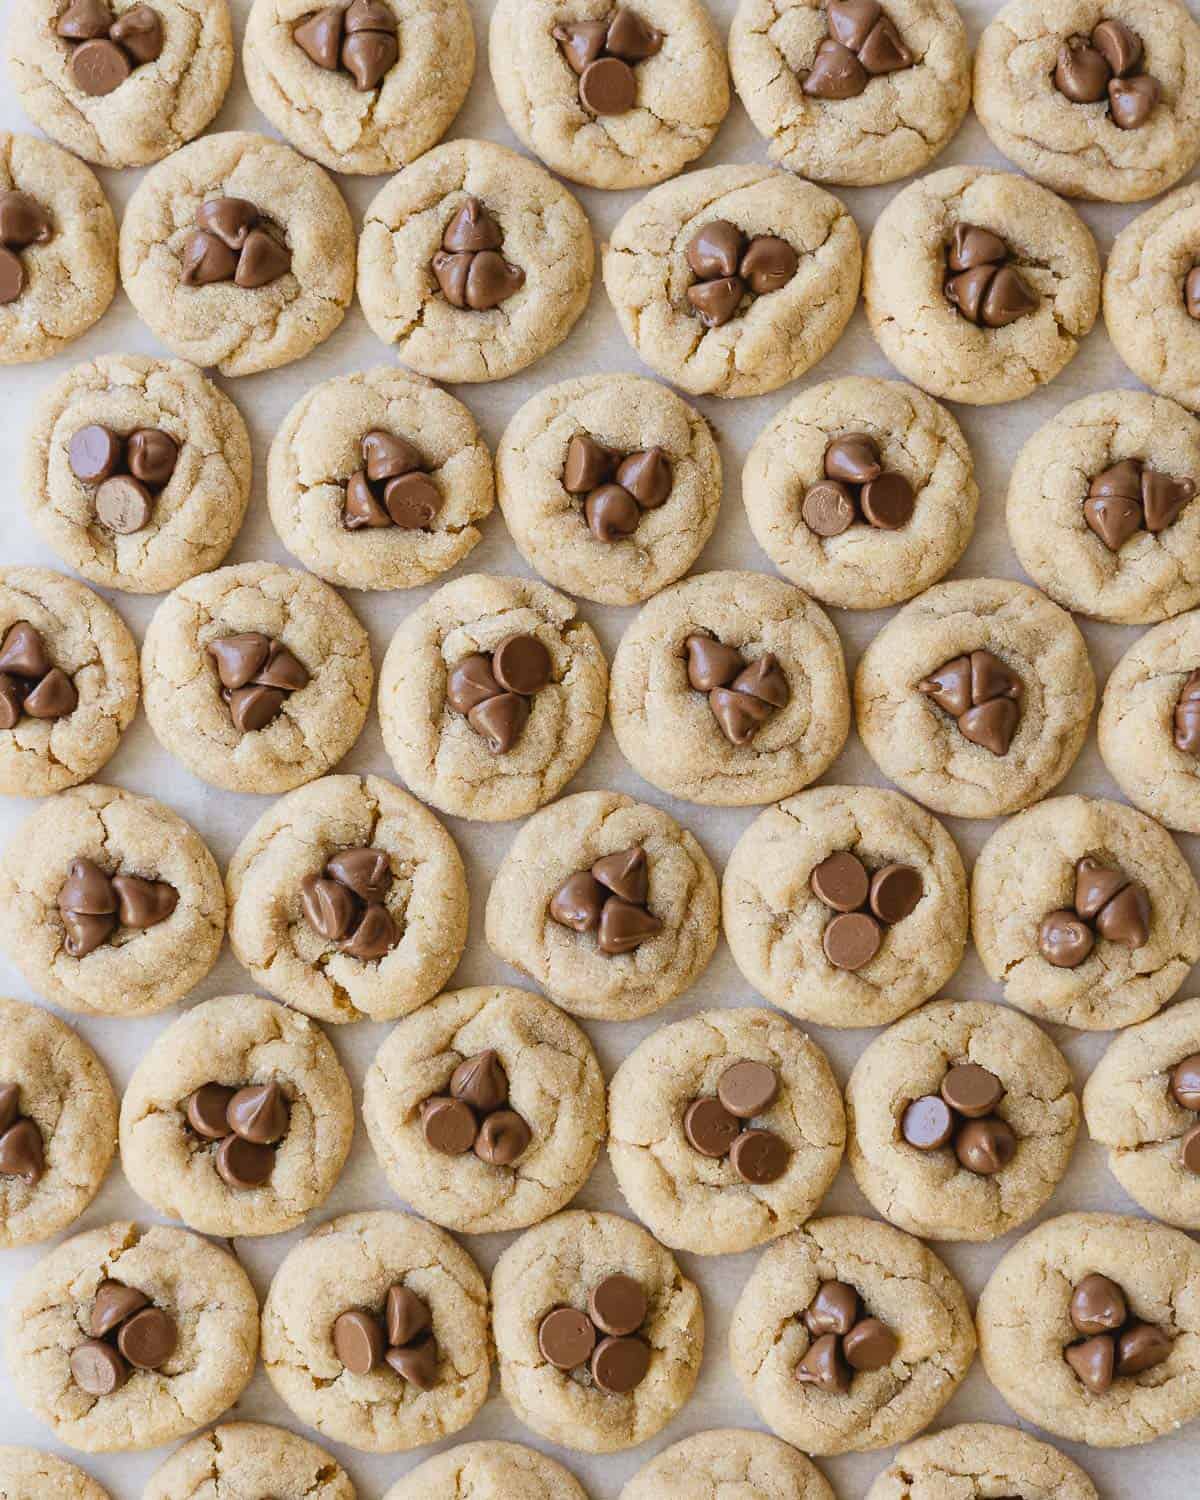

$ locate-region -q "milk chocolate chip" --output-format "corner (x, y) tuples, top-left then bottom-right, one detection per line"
(301, 845), (398, 960)
(808, 848), (921, 971)
(801, 430), (915, 536)
(920, 649), (1022, 756)
(554, 7), (662, 116)
(447, 634), (549, 754)
(683, 1060), (789, 1182)
(1054, 19), (1160, 129)
(432, 199), (524, 310)
(561, 434), (674, 542)
(58, 855), (176, 957)
(57, 1), (164, 96)
(72, 1278), (176, 1394)
(1084, 456), (1194, 549)
(0, 189), (53, 306)
(0, 1087), (44, 1185)
(1038, 856), (1149, 967)
(0, 621), (76, 727)
(550, 844), (663, 954)
(421, 1046), (530, 1167)
(184, 1077), (289, 1190)
(685, 220), (797, 328)
(182, 201), (291, 288)
(683, 632), (790, 744)
(802, 0), (912, 98)
(69, 422), (178, 535)
(1064, 1272), (1170, 1390)
(795, 1278), (897, 1390)
(294, 1), (399, 88)
(902, 1063), (1013, 1178)
(944, 223), (1037, 328)
(343, 428), (441, 532)
(538, 1273), (651, 1391)
(208, 632), (308, 733)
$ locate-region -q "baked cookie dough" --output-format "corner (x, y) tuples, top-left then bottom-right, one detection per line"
(491, 1208), (704, 1453)
(621, 1428), (834, 1500)
(359, 139), (593, 384)
(978, 1211), (1200, 1447)
(609, 570), (849, 806)
(378, 573), (607, 822)
(120, 131), (355, 378)
(243, 0), (474, 175)
(855, 578), (1094, 819)
(24, 355), (252, 596)
(0, 1448), (111, 1500)
(864, 1422), (1099, 1500)
(723, 785), (967, 1028)
(261, 1209), (490, 1453)
(971, 794), (1200, 1030)
(864, 165), (1100, 405)
(386, 1441), (588, 1500)
(141, 562), (373, 795)
(496, 373), (722, 607)
(603, 164), (861, 399)
(0, 785), (224, 1019)
(144, 1422), (354, 1500)
(730, 1215), (975, 1456)
(6, 1220), (259, 1452)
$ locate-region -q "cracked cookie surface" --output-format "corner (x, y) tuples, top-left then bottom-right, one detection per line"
(0, 1446), (113, 1500)
(386, 1440), (589, 1499)
(864, 1421), (1099, 1500)
(620, 1427), (835, 1499)
(144, 1421), (354, 1500)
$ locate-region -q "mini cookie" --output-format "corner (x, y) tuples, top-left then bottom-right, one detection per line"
(865, 1422), (1099, 1500)
(227, 774), (468, 1025)
(855, 578), (1094, 819)
(359, 139), (593, 384)
(485, 790), (718, 1021)
(608, 1007), (844, 1255)
(0, 568), (138, 799)
(974, 0), (1200, 203)
(261, 1209), (490, 1453)
(386, 1441), (589, 1500)
(364, 985), (605, 1234)
(0, 1448), (111, 1500)
(864, 165), (1100, 405)
(25, 355), (253, 595)
(378, 573), (607, 822)
(120, 994), (354, 1238)
(731, 0), (970, 187)
(730, 1215), (975, 1456)
(496, 373), (722, 607)
(491, 1208), (704, 1453)
(243, 0), (474, 175)
(621, 1428), (834, 1500)
(609, 570), (849, 806)
(603, 164), (861, 399)
(6, 1220), (258, 1452)
(972, 794), (1200, 1030)
(0, 785), (224, 1019)
(120, 131), (355, 377)
(490, 0), (729, 189)
(978, 1211), (1200, 1447)
(144, 1422), (354, 1500)
(141, 562), (373, 795)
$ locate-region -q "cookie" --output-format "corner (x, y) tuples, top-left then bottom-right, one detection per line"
(261, 1209), (490, 1452)
(24, 355), (253, 596)
(268, 368), (493, 593)
(385, 1441), (588, 1500)
(855, 578), (1094, 819)
(723, 786), (967, 1028)
(609, 570), (849, 806)
(978, 1211), (1200, 1447)
(144, 1422), (353, 1500)
(730, 1214), (975, 1456)
(358, 139), (593, 384)
(971, 794), (1200, 1030)
(730, 0), (970, 187)
(378, 573), (607, 822)
(0, 1448), (111, 1500)
(0, 568), (138, 799)
(243, 0), (474, 175)
(621, 1428), (834, 1500)
(863, 165), (1100, 405)
(0, 785), (224, 1019)
(865, 1422), (1099, 1500)
(491, 1208), (704, 1453)
(974, 0), (1200, 203)
(141, 562), (373, 795)
(120, 131), (355, 377)
(6, 0), (233, 169)
(495, 373), (722, 607)
(489, 0), (729, 189)
(603, 164), (861, 399)
(6, 1220), (259, 1452)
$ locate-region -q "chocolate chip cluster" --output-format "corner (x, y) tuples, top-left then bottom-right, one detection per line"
(943, 224), (1037, 329)
(57, 856), (177, 959)
(56, 0), (163, 98)
(1176, 671), (1200, 756)
(344, 429), (442, 532)
(0, 622), (77, 730)
(184, 1081), (290, 1191)
(796, 1280), (898, 1393)
(0, 190), (53, 307)
(919, 648), (1023, 757)
(550, 844), (663, 955)
(801, 432), (915, 538)
(684, 220), (798, 328)
(1082, 457), (1195, 552)
(207, 632), (310, 734)
(293, 0), (398, 91)
(1038, 857), (1150, 969)
(181, 199), (293, 289)
(301, 846), (399, 961)
(431, 198), (525, 312)
(809, 850), (922, 972)
(538, 1274), (651, 1394)
(69, 422), (179, 536)
(683, 1059), (789, 1185)
(72, 1280), (177, 1396)
(1054, 18), (1160, 130)
(0, 1083), (44, 1185)
(447, 633), (552, 754)
(684, 632), (790, 746)
(802, 0), (912, 100)
(1064, 1273), (1170, 1393)
(420, 1048), (532, 1168)
(553, 6), (663, 116)
(901, 1063), (1016, 1177)
(562, 433), (673, 543)
(1169, 1053), (1200, 1175)
(333, 1284), (438, 1388)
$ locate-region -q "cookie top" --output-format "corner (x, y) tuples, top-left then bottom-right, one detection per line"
(143, 1422), (354, 1500)
(120, 131), (355, 377)
(0, 1448), (112, 1500)
(386, 1442), (587, 1500)
(865, 1422), (1099, 1500)
(620, 1427), (835, 1500)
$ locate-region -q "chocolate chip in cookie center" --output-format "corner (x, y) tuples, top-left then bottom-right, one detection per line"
(795, 1279), (898, 1393)
(0, 1082), (45, 1185)
(919, 648), (1023, 756)
(944, 223), (1038, 329)
(181, 199), (292, 290)
(301, 844), (399, 960)
(901, 1062), (1015, 1177)
(1038, 855), (1150, 968)
(183, 1080), (291, 1190)
(431, 197), (525, 312)
(420, 1046), (532, 1167)
(0, 189), (54, 307)
(334, 1283), (438, 1387)
(207, 631), (309, 734)
(808, 848), (922, 971)
(537, 1273), (652, 1392)
(57, 855), (178, 958)
(447, 633), (552, 754)
(684, 220), (798, 328)
(68, 423), (179, 536)
(294, 0), (399, 92)
(561, 433), (674, 543)
(801, 431), (916, 538)
(549, 842), (664, 955)
(801, 0), (913, 99)
(683, 631), (791, 745)
(56, 1), (164, 98)
(0, 620), (78, 732)
(1053, 19), (1161, 130)
(344, 428), (442, 533)
(1174, 670), (1200, 755)
(1168, 1052), (1200, 1176)
(683, 1059), (789, 1183)
(554, 6), (663, 117)
(1083, 456), (1195, 550)
(71, 1277), (177, 1395)
(1064, 1272), (1171, 1392)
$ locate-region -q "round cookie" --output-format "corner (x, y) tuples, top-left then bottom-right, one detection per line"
(485, 790), (719, 1021)
(864, 1422), (1099, 1500)
(141, 562), (373, 795)
(730, 1215), (976, 1456)
(621, 1429), (833, 1500)
(0, 1448), (111, 1500)
(268, 369), (493, 592)
(378, 572), (607, 822)
(971, 794), (1200, 1030)
(144, 1422), (354, 1500)
(863, 165), (1100, 405)
(730, 0), (970, 187)
(0, 785), (224, 1019)
(978, 1211), (1200, 1447)
(495, 373), (722, 607)
(0, 567), (138, 799)
(723, 786), (967, 1028)
(974, 0), (1200, 203)
(846, 998), (1079, 1242)
(243, 0), (474, 175)
(6, 1220), (259, 1453)
(385, 1442), (588, 1500)
(261, 1209), (490, 1453)
(855, 578), (1094, 819)
(24, 355), (253, 595)
(603, 164), (861, 399)
(227, 774), (468, 1026)
(491, 1208), (704, 1453)
(608, 1007), (845, 1255)
(358, 139), (593, 384)
(609, 570), (849, 806)
(489, 0), (730, 190)
(120, 131), (355, 378)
